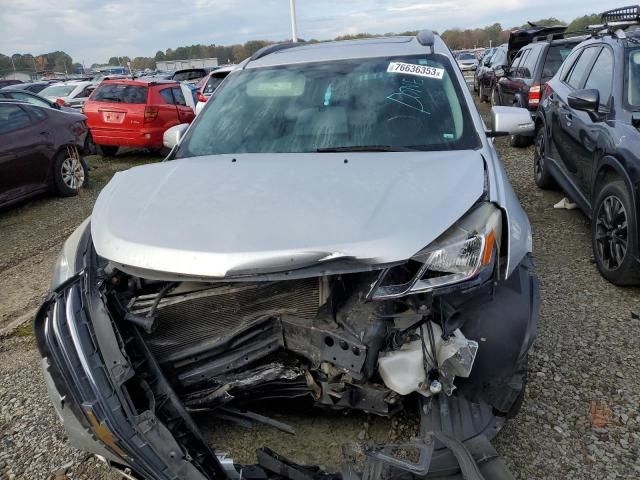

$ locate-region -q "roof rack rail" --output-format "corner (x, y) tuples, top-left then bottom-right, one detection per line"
(601, 5), (640, 23)
(249, 42), (299, 62)
(586, 5), (640, 37)
(416, 30), (435, 47)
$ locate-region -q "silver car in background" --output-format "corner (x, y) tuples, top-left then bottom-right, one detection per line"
(37, 31), (538, 479)
(456, 51), (478, 71)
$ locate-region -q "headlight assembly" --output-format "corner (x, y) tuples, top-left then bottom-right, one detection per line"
(51, 218), (91, 290)
(372, 203), (501, 299)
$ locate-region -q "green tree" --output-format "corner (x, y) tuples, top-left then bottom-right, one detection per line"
(567, 14), (600, 33)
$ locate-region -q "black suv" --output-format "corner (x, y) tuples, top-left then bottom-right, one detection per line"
(493, 25), (585, 147)
(534, 6), (640, 285)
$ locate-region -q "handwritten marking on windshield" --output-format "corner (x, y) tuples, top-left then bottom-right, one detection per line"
(386, 78), (431, 115)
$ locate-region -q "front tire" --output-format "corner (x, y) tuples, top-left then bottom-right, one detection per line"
(479, 83), (488, 103)
(491, 86), (500, 106)
(53, 149), (88, 197)
(533, 127), (556, 189)
(510, 133), (531, 148)
(592, 180), (640, 285)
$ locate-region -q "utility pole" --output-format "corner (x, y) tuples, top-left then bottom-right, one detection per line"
(289, 0), (298, 43)
(10, 56), (16, 71)
(489, 40), (493, 48)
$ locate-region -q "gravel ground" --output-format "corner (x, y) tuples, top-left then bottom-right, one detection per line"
(1, 99), (639, 479)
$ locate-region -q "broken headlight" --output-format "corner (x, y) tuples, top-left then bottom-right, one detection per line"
(372, 203), (501, 299)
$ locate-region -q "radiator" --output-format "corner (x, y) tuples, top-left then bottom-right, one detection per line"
(131, 279), (321, 361)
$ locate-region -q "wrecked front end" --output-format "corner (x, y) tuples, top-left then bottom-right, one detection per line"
(35, 203), (538, 479)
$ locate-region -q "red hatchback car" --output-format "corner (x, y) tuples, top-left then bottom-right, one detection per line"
(84, 79), (195, 156)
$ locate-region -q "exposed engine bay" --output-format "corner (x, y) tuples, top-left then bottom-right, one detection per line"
(104, 264), (524, 426)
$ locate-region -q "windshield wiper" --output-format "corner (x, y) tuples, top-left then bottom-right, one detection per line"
(317, 145), (418, 153)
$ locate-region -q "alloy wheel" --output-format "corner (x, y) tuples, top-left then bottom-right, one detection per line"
(595, 195), (628, 271)
(61, 157), (85, 191)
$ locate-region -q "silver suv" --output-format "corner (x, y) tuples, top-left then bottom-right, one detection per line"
(37, 31), (538, 479)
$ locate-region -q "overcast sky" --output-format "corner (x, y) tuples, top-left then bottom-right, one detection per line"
(0, 0), (623, 64)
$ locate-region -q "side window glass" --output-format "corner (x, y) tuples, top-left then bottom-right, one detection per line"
(78, 86), (93, 98)
(26, 106), (48, 121)
(510, 50), (525, 75)
(557, 49), (580, 80)
(159, 88), (175, 104)
(584, 48), (614, 107)
(521, 48), (538, 79)
(172, 87), (187, 106)
(566, 47), (599, 89)
(0, 104), (32, 134)
(15, 93), (49, 109)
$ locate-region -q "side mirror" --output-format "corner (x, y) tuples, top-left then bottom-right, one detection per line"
(163, 123), (189, 150)
(489, 106), (535, 136)
(494, 67), (506, 78)
(568, 89), (599, 114)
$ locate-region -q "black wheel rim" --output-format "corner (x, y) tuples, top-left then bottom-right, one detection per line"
(595, 195), (628, 270)
(534, 131), (545, 182)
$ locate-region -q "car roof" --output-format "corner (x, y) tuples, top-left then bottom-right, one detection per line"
(1, 81), (48, 90)
(45, 80), (92, 87)
(245, 35), (448, 68)
(100, 78), (178, 86)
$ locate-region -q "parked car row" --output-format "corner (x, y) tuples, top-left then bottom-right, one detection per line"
(472, 6), (640, 286)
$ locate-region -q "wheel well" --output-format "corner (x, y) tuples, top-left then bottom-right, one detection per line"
(534, 117), (543, 133)
(593, 164), (620, 197)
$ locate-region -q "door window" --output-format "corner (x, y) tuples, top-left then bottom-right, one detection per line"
(9, 92), (51, 108)
(171, 87), (187, 106)
(0, 104), (32, 134)
(509, 50), (525, 76)
(76, 86), (94, 98)
(159, 88), (175, 104)
(565, 47), (599, 89)
(584, 48), (614, 107)
(520, 48), (539, 79)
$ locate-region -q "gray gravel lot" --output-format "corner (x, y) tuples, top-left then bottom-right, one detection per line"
(0, 100), (639, 479)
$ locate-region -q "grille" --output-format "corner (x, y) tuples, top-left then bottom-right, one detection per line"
(134, 279), (320, 361)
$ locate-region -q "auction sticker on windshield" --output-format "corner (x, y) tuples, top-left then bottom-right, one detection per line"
(387, 62), (444, 80)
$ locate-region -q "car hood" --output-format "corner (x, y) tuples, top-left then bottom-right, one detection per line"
(91, 152), (485, 278)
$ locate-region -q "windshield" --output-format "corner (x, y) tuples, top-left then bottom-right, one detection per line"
(176, 55), (479, 157)
(458, 53), (475, 60)
(40, 85), (75, 98)
(627, 48), (640, 107)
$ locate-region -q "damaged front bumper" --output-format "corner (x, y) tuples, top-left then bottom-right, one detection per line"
(35, 246), (538, 479)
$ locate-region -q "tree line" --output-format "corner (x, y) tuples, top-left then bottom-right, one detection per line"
(1, 13), (601, 75)
(0, 51), (79, 75)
